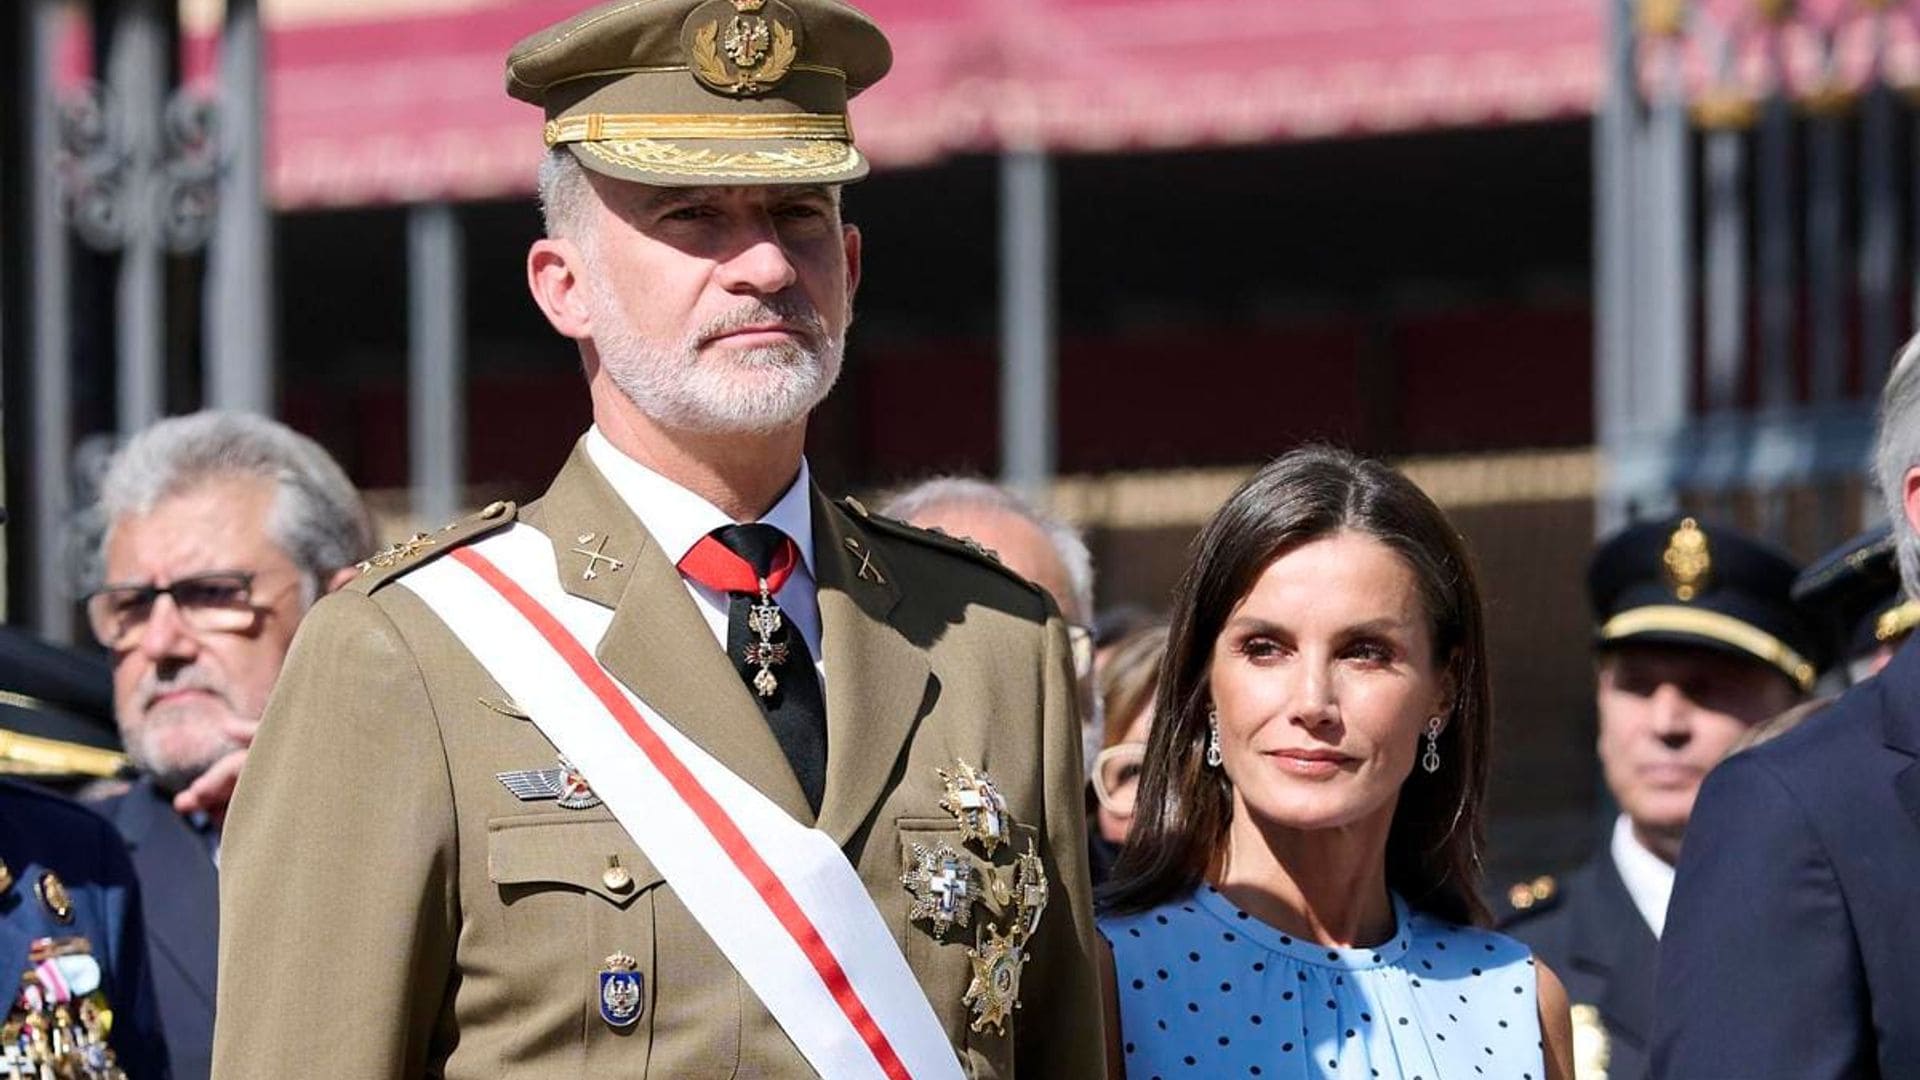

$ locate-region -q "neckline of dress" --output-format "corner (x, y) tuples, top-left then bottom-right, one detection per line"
(1191, 884), (1415, 971)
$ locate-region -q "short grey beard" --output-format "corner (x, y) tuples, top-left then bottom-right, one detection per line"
(587, 273), (845, 435)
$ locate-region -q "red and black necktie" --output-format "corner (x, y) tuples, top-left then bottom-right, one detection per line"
(678, 523), (827, 814)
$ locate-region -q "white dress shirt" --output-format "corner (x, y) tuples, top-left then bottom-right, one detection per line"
(583, 428), (827, 689)
(1610, 812), (1675, 938)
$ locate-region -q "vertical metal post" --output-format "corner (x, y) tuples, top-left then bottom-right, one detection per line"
(108, 0), (165, 433)
(1806, 111), (1846, 405)
(1702, 127), (1747, 414)
(408, 203), (465, 525)
(998, 148), (1056, 499)
(29, 0), (73, 641)
(1645, 71), (1692, 426)
(205, 0), (271, 413)
(1756, 94), (1796, 409)
(1595, 0), (1638, 532)
(1860, 84), (1897, 389)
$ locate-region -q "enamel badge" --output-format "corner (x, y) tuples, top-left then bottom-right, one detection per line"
(1011, 840), (1049, 943)
(496, 758), (602, 810)
(937, 760), (1011, 857)
(901, 843), (980, 941)
(962, 925), (1026, 1035)
(599, 953), (645, 1029)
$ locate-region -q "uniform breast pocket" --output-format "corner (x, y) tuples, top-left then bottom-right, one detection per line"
(488, 813), (744, 1078)
(895, 816), (1039, 1074)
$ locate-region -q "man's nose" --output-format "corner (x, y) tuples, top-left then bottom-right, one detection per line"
(1648, 683), (1693, 743)
(716, 221), (800, 295)
(134, 595), (200, 661)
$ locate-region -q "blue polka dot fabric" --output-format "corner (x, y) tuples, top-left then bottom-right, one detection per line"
(1101, 886), (1543, 1079)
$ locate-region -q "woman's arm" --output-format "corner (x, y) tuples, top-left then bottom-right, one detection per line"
(1097, 934), (1125, 1080)
(1535, 958), (1574, 1080)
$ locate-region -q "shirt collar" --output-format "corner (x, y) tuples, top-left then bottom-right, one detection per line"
(1609, 812), (1675, 939)
(582, 426), (815, 575)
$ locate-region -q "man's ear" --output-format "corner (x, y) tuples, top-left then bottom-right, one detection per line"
(325, 565), (359, 594)
(842, 223), (863, 303)
(527, 237), (594, 340)
(1904, 466), (1920, 540)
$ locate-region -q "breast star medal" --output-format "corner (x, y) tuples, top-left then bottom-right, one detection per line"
(937, 760), (1011, 857)
(599, 953), (645, 1029)
(901, 843), (980, 941)
(962, 924), (1026, 1035)
(743, 576), (789, 697)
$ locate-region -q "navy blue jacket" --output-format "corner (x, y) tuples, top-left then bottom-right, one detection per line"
(93, 778), (217, 1080)
(1653, 634), (1920, 1079)
(0, 778), (169, 1077)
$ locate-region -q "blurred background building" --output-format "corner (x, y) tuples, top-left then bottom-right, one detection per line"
(2, 0), (1915, 881)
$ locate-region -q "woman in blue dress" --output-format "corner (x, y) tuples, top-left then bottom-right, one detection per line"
(1098, 447), (1572, 1080)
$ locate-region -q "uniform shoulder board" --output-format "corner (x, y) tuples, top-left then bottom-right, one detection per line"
(347, 500), (518, 595)
(839, 496), (1043, 595)
(1500, 874), (1561, 920)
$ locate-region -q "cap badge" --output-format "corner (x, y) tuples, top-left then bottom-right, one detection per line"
(937, 760), (1012, 857)
(598, 952), (645, 1028)
(686, 0), (802, 96)
(901, 842), (980, 941)
(1663, 517), (1712, 601)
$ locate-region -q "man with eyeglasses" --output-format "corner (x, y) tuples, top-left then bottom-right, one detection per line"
(82, 411), (371, 1080)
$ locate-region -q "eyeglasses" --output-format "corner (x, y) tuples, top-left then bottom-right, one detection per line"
(1090, 741), (1147, 817)
(1067, 623), (1095, 681)
(85, 571), (261, 650)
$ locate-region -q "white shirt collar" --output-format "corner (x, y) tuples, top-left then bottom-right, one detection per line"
(582, 426), (815, 574)
(1609, 812), (1675, 939)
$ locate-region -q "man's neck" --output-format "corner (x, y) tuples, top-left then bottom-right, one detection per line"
(592, 396), (807, 522)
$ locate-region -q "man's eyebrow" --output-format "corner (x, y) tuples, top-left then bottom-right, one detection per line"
(636, 187), (711, 213)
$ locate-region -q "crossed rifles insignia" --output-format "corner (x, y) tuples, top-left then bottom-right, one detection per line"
(900, 759), (1049, 1035)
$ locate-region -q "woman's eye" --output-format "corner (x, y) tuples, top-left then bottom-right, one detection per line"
(1344, 640), (1395, 664)
(1240, 636), (1284, 659)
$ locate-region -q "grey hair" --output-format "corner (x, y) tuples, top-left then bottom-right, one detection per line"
(881, 476), (1095, 621)
(1876, 333), (1920, 597)
(91, 411), (374, 602)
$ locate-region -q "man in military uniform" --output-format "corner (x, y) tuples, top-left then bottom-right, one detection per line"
(211, 2), (1104, 1076)
(0, 779), (167, 1077)
(1500, 517), (1819, 1080)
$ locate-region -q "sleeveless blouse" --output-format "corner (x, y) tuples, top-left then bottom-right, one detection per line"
(1101, 886), (1544, 1079)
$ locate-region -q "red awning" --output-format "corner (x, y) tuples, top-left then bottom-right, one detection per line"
(238, 0), (1605, 209)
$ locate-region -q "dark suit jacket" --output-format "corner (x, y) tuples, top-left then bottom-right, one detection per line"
(94, 777), (218, 1080)
(1652, 634), (1920, 1079)
(0, 778), (169, 1077)
(1502, 851), (1657, 1080)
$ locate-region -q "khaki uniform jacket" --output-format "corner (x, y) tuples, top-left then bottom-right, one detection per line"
(210, 447), (1106, 1079)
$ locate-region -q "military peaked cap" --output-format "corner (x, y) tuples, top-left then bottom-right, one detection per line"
(1792, 525), (1919, 665)
(506, 0), (893, 187)
(1588, 516), (1824, 691)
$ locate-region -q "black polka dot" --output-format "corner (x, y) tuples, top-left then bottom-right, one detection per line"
(1297, 971), (1308, 982)
(1186, 1002), (1200, 1013)
(1345, 1028), (1356, 1039)
(1131, 979), (1144, 990)
(1252, 962), (1265, 972)
(1499, 1020), (1509, 1028)
(1281, 991), (1293, 1001)
(1128, 927), (1141, 937)
(1156, 969), (1169, 981)
(1325, 998), (1338, 1010)
(1471, 967), (1483, 976)
(1328, 1060), (1338, 1069)
(1182, 905), (1195, 913)
(1435, 941), (1447, 950)
(1485, 942), (1496, 952)
(1188, 951), (1202, 963)
(1183, 1056), (1196, 1066)
(1484, 1047), (1494, 1055)
(1236, 910), (1249, 920)
(1410, 978), (1423, 988)
(1223, 931), (1237, 942)
(1420, 959), (1433, 970)
(1436, 1032), (1446, 1041)
(1513, 986), (1525, 995)
(1219, 981), (1233, 992)
(1398, 1017), (1408, 1026)
(1217, 1036), (1230, 1046)
(1280, 935), (1293, 945)
(1156, 915), (1169, 925)
(1126, 1043), (1135, 1054)
(1281, 1042), (1293, 1052)
(1326, 950), (1341, 961)
(1360, 1011), (1372, 1022)
(1371, 953), (1382, 963)
(1251, 1014), (1264, 1025)
(1250, 1069), (1262, 1077)
(1156, 1019), (1167, 1031)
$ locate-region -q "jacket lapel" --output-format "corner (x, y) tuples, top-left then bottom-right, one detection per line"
(811, 492), (934, 848)
(1875, 635), (1920, 831)
(520, 445), (813, 824)
(112, 780), (219, 1003)
(1579, 853), (1657, 1049)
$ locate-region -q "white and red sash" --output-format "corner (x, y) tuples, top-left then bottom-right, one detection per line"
(398, 524), (962, 1080)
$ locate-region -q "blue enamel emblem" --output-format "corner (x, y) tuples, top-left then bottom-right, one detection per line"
(599, 968), (644, 1028)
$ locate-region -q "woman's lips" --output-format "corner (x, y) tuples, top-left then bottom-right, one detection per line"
(1265, 748), (1357, 778)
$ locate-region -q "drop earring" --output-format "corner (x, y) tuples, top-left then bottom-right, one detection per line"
(1206, 708), (1223, 768)
(1422, 715), (1443, 774)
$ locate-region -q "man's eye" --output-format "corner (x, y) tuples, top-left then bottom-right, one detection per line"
(175, 580), (249, 608)
(107, 591), (153, 616)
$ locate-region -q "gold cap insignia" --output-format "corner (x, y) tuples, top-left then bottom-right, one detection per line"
(683, 0), (803, 97)
(1663, 518), (1712, 601)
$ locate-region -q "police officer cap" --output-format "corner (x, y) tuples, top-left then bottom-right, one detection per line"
(1588, 516), (1824, 692)
(1791, 525), (1919, 664)
(506, 0), (892, 188)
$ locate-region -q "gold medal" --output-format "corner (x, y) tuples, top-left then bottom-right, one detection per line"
(937, 760), (1011, 857)
(962, 925), (1025, 1035)
(34, 872), (72, 925)
(901, 843), (979, 941)
(1011, 840), (1049, 943)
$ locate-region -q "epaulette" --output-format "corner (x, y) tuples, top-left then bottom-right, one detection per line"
(1500, 874), (1561, 919)
(839, 495), (1043, 595)
(347, 500), (518, 594)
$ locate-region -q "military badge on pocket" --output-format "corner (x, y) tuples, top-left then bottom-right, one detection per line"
(598, 953), (644, 1029)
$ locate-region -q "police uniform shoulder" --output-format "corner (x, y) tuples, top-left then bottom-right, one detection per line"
(839, 496), (1046, 596)
(346, 500), (518, 595)
(1493, 873), (1564, 927)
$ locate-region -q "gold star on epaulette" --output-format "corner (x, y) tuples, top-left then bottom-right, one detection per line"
(360, 532), (437, 571)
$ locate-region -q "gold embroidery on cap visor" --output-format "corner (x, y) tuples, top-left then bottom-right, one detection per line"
(544, 112), (851, 147)
(1600, 604), (1817, 692)
(574, 137), (863, 182)
(1876, 600), (1920, 643)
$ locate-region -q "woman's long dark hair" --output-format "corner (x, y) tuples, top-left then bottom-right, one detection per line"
(1100, 446), (1494, 926)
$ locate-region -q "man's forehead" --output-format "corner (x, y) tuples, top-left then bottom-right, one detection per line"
(104, 477), (282, 575)
(613, 180), (841, 210)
